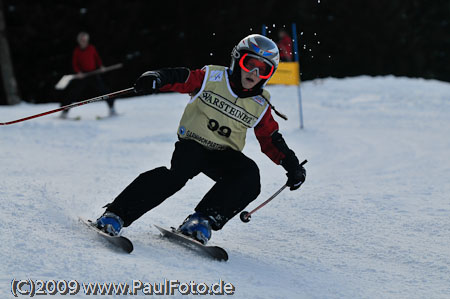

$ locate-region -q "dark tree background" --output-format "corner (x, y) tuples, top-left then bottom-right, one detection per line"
(0, 0), (449, 104)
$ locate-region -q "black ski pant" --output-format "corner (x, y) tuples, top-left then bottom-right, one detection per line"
(61, 74), (114, 109)
(106, 139), (261, 230)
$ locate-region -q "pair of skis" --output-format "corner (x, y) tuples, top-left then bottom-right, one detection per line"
(78, 178), (307, 262)
(79, 218), (228, 261)
(58, 114), (120, 121)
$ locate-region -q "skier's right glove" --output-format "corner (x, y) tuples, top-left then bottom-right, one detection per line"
(281, 151), (306, 191)
(134, 71), (162, 94)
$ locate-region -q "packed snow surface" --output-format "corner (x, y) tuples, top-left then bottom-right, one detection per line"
(1, 76), (450, 298)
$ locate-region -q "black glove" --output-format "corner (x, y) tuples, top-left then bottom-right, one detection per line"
(281, 151), (306, 190)
(134, 71), (162, 94)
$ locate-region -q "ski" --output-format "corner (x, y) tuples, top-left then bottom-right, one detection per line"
(55, 63), (123, 90)
(79, 218), (133, 253)
(59, 116), (81, 121)
(154, 225), (228, 261)
(95, 113), (122, 120)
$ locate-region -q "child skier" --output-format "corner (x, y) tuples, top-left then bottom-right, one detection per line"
(95, 34), (306, 244)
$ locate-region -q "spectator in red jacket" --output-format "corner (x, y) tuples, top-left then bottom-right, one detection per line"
(60, 32), (116, 118)
(72, 32), (104, 75)
(277, 29), (293, 62)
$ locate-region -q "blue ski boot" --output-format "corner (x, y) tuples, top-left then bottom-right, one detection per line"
(95, 212), (124, 236)
(178, 212), (212, 245)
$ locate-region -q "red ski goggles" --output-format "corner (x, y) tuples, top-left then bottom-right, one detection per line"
(239, 53), (275, 79)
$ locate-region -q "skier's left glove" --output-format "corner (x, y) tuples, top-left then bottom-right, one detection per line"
(134, 71), (162, 94)
(281, 151), (306, 190)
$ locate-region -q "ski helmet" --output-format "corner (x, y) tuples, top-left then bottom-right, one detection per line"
(230, 34), (280, 88)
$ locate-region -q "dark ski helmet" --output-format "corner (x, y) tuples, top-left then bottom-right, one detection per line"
(229, 34), (280, 91)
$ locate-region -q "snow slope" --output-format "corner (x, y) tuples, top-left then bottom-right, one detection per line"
(1, 76), (450, 298)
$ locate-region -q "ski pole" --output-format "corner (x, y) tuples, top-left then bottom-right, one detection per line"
(0, 87), (135, 126)
(240, 159), (307, 223)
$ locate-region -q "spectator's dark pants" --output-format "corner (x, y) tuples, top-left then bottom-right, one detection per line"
(106, 139), (261, 230)
(61, 74), (113, 109)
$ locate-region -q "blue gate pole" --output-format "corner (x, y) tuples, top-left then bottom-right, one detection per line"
(292, 23), (304, 129)
(261, 24), (267, 36)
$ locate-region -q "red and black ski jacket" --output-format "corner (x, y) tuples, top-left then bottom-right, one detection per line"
(155, 67), (297, 167)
